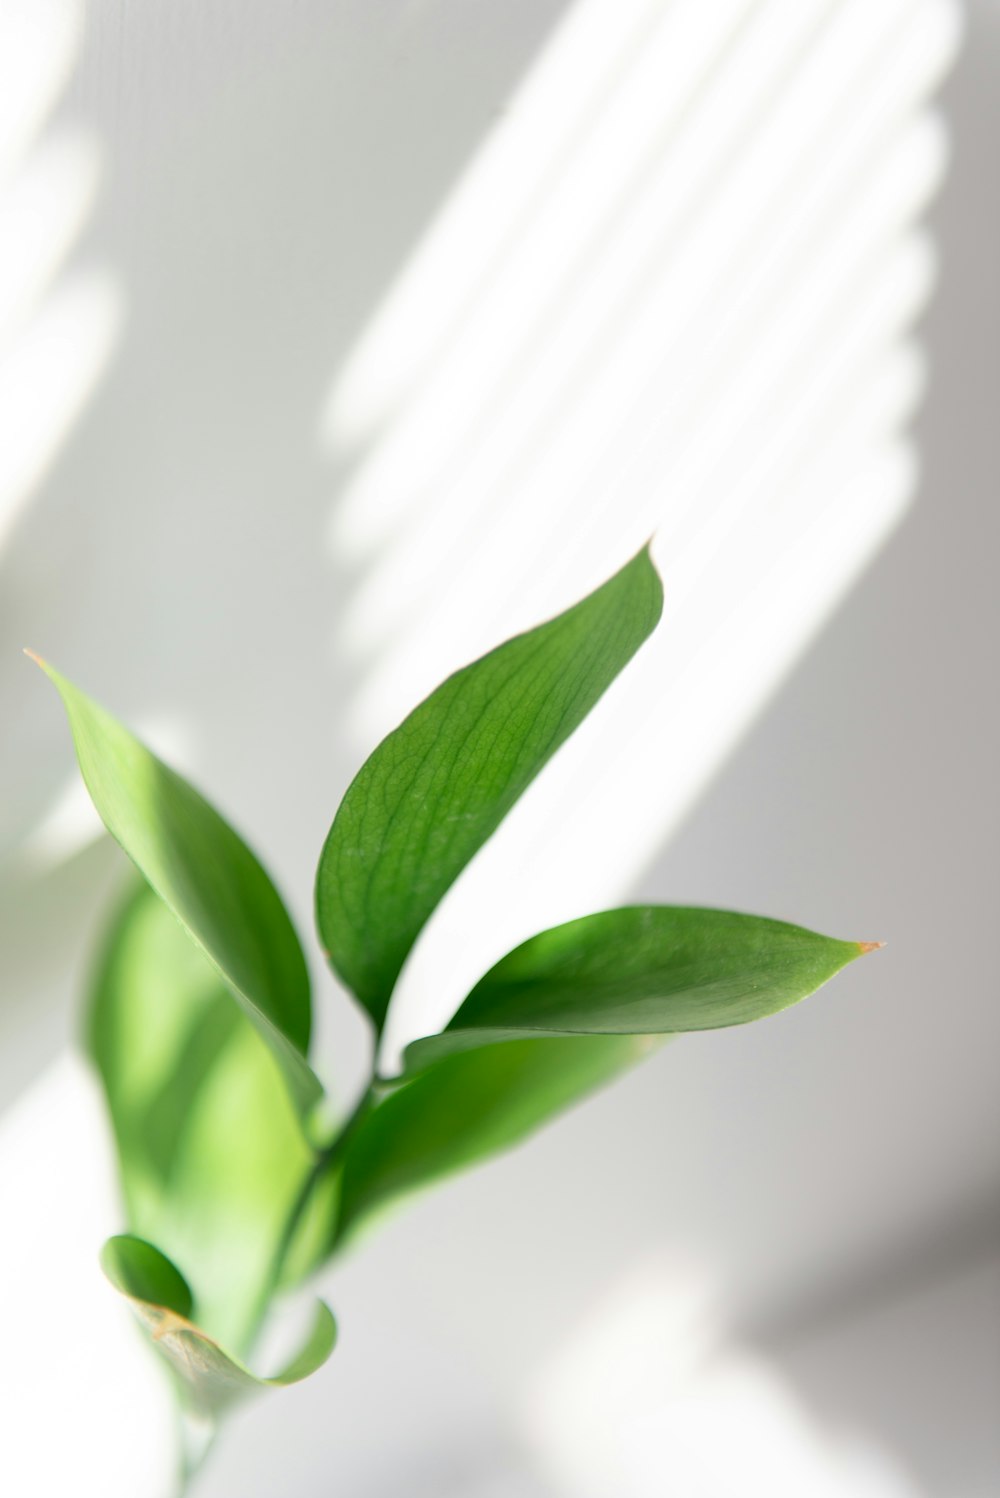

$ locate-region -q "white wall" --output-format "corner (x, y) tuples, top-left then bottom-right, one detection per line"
(0, 2), (996, 1494)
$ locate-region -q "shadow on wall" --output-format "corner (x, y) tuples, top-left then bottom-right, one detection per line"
(0, 5), (994, 1497)
(0, 0), (571, 1101)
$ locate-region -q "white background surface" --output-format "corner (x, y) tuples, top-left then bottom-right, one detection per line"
(0, 2), (997, 1493)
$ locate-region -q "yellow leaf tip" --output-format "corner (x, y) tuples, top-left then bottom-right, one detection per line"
(858, 940), (886, 956)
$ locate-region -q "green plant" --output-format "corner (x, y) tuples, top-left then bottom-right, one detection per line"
(31, 547), (878, 1479)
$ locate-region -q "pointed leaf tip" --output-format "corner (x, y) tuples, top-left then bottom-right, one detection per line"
(402, 906), (865, 1075)
(858, 940), (886, 955)
(316, 547), (664, 1034)
(36, 661), (320, 1117)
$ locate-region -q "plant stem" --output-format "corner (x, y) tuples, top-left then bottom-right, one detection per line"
(175, 1407), (215, 1494)
(252, 1079), (378, 1332)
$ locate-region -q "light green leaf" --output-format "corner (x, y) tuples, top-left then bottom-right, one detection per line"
(102, 1236), (336, 1419)
(89, 881), (315, 1354)
(316, 547), (663, 1034)
(329, 1035), (658, 1250)
(404, 906), (875, 1072)
(33, 657), (321, 1117)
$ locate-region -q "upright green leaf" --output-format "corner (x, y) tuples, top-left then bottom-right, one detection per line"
(329, 1035), (659, 1250)
(316, 547), (664, 1033)
(89, 882), (316, 1353)
(102, 1236), (336, 1420)
(404, 906), (876, 1072)
(33, 657), (320, 1116)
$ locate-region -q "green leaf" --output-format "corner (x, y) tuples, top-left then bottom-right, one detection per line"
(330, 1035), (659, 1249)
(89, 881), (315, 1354)
(88, 880), (238, 1215)
(404, 906), (874, 1072)
(32, 656), (321, 1117)
(102, 1232), (193, 1316)
(314, 906), (871, 1252)
(102, 1236), (336, 1420)
(316, 547), (663, 1034)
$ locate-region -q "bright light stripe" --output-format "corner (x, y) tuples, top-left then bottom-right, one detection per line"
(384, 439), (914, 1058)
(337, 2), (954, 681)
(21, 714), (198, 869)
(548, 253), (934, 819)
(525, 1263), (921, 1498)
(356, 207), (934, 738)
(312, 0), (960, 1058)
(378, 225), (934, 1047)
(593, 120), (945, 550)
(350, 150), (940, 739)
(0, 273), (121, 550)
(0, 1055), (175, 1495)
(0, 133), (100, 338)
(387, 220), (934, 928)
(586, 202), (939, 579)
(0, 0), (115, 573)
(0, 0), (121, 876)
(329, 0), (827, 557)
(0, 0), (81, 176)
(324, 0), (747, 446)
(329, 0), (947, 573)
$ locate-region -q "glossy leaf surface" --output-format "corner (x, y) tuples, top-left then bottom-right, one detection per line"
(316, 547), (663, 1033)
(36, 657), (320, 1116)
(89, 882), (315, 1353)
(102, 1236), (336, 1419)
(330, 1034), (659, 1249)
(404, 906), (870, 1072)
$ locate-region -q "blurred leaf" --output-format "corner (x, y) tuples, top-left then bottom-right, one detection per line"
(88, 880), (237, 1215)
(102, 1236), (336, 1420)
(34, 658), (320, 1117)
(103, 1232), (193, 1316)
(330, 1035), (659, 1249)
(404, 906), (871, 1072)
(89, 882), (315, 1354)
(316, 547), (663, 1034)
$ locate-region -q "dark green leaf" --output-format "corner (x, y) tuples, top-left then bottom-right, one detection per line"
(102, 1232), (193, 1317)
(33, 657), (320, 1116)
(404, 906), (874, 1072)
(330, 1035), (659, 1249)
(89, 881), (315, 1354)
(316, 547), (664, 1034)
(102, 1236), (336, 1419)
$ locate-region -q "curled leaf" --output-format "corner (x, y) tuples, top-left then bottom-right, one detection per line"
(88, 881), (315, 1354)
(102, 1236), (336, 1419)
